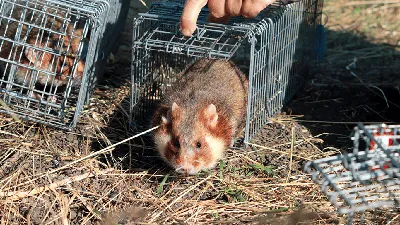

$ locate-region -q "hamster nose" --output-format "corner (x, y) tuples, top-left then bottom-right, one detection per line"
(185, 167), (197, 176)
(184, 169), (189, 176)
(176, 166), (194, 176)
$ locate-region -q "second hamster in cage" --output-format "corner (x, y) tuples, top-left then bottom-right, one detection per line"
(0, 0), (90, 93)
(0, 0), (129, 129)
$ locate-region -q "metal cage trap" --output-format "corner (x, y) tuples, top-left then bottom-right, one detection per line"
(304, 123), (400, 224)
(0, 0), (129, 129)
(130, 0), (325, 143)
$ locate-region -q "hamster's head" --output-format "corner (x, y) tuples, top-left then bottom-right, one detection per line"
(153, 102), (232, 175)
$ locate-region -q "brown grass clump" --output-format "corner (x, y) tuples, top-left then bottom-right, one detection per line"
(1, 0), (400, 224)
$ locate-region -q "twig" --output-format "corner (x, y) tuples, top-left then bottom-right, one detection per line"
(387, 214), (400, 225)
(139, 0), (149, 8)
(244, 142), (312, 161)
(0, 168), (113, 201)
(60, 195), (70, 225)
(286, 127), (295, 183)
(149, 174), (213, 222)
(346, 58), (389, 108)
(292, 120), (392, 124)
(80, 178), (126, 224)
(369, 86), (389, 108)
(0, 130), (21, 138)
(5, 126), (159, 191)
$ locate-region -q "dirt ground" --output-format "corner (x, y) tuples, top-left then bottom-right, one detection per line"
(1, 0), (400, 224)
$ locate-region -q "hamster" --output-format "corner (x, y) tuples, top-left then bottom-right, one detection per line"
(18, 28), (86, 87)
(152, 59), (248, 175)
(0, 9), (87, 89)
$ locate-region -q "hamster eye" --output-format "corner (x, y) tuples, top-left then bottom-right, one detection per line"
(173, 139), (180, 148)
(196, 142), (201, 149)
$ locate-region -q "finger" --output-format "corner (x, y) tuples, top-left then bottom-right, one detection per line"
(207, 0), (226, 19)
(226, 0), (242, 17)
(241, 0), (273, 18)
(265, 0), (276, 7)
(207, 14), (231, 24)
(180, 0), (208, 36)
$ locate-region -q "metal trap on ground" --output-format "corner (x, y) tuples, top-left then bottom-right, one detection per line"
(130, 0), (325, 143)
(0, 0), (128, 129)
(305, 123), (400, 224)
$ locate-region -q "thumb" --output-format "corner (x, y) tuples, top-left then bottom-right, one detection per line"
(180, 0), (208, 36)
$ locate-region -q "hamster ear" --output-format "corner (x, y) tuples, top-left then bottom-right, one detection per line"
(171, 102), (179, 113)
(162, 102), (180, 124)
(161, 110), (171, 124)
(204, 104), (218, 128)
(161, 115), (169, 124)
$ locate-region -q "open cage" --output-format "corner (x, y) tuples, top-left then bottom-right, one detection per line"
(304, 123), (400, 224)
(0, 0), (129, 130)
(130, 0), (324, 143)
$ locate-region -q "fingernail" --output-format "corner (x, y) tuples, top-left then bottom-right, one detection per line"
(181, 28), (192, 36)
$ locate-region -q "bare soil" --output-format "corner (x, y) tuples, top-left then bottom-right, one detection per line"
(0, 0), (400, 224)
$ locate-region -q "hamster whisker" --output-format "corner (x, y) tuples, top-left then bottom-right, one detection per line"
(175, 166), (184, 172)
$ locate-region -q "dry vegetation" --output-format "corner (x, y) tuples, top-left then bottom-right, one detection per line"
(1, 0), (400, 224)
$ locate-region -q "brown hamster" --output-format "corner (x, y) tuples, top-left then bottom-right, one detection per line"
(19, 29), (86, 87)
(0, 7), (87, 88)
(152, 59), (248, 175)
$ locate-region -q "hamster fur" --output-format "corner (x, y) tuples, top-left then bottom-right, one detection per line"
(152, 58), (248, 175)
(0, 10), (87, 88)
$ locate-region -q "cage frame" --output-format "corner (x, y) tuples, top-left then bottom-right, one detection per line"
(130, 0), (324, 143)
(0, 0), (129, 130)
(304, 123), (400, 224)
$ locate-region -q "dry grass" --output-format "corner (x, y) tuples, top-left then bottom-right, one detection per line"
(316, 0), (400, 86)
(0, 107), (341, 224)
(0, 0), (399, 224)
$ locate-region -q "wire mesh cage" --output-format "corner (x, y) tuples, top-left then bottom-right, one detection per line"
(304, 123), (400, 224)
(130, 0), (324, 143)
(0, 0), (129, 130)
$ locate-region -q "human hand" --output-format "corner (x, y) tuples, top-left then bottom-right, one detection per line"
(180, 0), (276, 36)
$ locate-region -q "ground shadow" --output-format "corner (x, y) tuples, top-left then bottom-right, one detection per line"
(283, 28), (400, 151)
(83, 0), (172, 175)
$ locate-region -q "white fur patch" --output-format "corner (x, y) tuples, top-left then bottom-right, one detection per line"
(161, 116), (169, 124)
(204, 135), (226, 169)
(187, 167), (197, 175)
(154, 133), (171, 159)
(175, 165), (197, 175)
